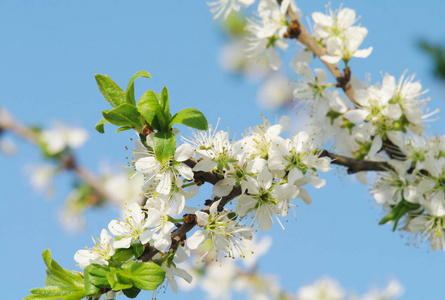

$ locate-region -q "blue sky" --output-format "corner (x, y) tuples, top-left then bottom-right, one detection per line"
(1, 1), (445, 299)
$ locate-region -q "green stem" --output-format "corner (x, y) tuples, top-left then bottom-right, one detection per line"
(168, 216), (183, 223)
(182, 181), (197, 188)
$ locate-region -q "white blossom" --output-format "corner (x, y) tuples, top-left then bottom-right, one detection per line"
(74, 229), (115, 269)
(108, 202), (152, 249)
(39, 123), (88, 154)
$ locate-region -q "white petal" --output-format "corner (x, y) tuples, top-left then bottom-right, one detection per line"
(368, 135), (382, 158)
(353, 47), (373, 58)
(257, 208), (273, 231)
(338, 8), (356, 28)
(175, 144), (193, 161)
(343, 109), (369, 123)
(195, 211), (209, 226)
(213, 178), (236, 197)
(314, 68), (328, 85)
(355, 172), (368, 185)
(187, 230), (208, 249)
(193, 159), (217, 172)
(298, 188), (312, 204)
(308, 173), (326, 189)
(139, 230), (152, 244)
(320, 55), (341, 64)
(113, 237), (132, 249)
(266, 48), (282, 71)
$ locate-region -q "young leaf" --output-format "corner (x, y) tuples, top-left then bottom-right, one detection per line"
(126, 71), (152, 106)
(95, 117), (109, 134)
(129, 262), (166, 291)
(25, 287), (85, 300)
(137, 90), (166, 130)
(153, 132), (176, 163)
(83, 267), (100, 296)
(42, 250), (75, 287)
(123, 286), (141, 298)
(169, 108), (208, 130)
(132, 243), (145, 258)
(121, 260), (136, 271)
(106, 270), (133, 291)
(95, 74), (126, 107)
(115, 126), (132, 133)
(83, 264), (111, 295)
(112, 248), (135, 264)
(160, 86), (170, 119)
(102, 103), (143, 130)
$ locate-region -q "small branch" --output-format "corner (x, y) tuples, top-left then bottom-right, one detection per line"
(140, 149), (393, 262)
(281, 3), (358, 107)
(0, 107), (111, 200)
(319, 150), (392, 174)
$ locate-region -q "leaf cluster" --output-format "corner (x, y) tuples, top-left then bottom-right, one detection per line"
(94, 71), (208, 163)
(26, 248), (166, 300)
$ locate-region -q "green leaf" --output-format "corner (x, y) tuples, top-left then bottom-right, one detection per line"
(112, 248), (135, 264)
(129, 262), (166, 291)
(115, 126), (132, 133)
(63, 291), (87, 300)
(26, 286), (85, 300)
(95, 74), (126, 107)
(378, 199), (420, 231)
(121, 260), (136, 271)
(102, 103), (143, 130)
(26, 250), (86, 300)
(137, 90), (166, 130)
(123, 286), (141, 298)
(83, 268), (100, 296)
(42, 250), (74, 287)
(160, 86), (170, 119)
(107, 270), (133, 291)
(25, 286), (85, 300)
(153, 132), (176, 163)
(94, 117), (109, 134)
(169, 108), (208, 130)
(132, 243), (145, 258)
(126, 71), (152, 106)
(84, 264), (111, 295)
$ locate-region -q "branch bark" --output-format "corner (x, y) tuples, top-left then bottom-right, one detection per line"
(319, 150), (392, 174)
(139, 149), (391, 262)
(0, 107), (111, 200)
(281, 3), (358, 107)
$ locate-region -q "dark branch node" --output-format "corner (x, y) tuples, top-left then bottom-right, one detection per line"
(283, 20), (301, 39)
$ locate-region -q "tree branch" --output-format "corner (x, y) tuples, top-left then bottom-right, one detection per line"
(0, 107), (112, 200)
(139, 149), (392, 262)
(281, 3), (358, 107)
(319, 150), (392, 174)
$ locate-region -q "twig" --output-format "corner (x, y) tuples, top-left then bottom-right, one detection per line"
(319, 150), (392, 174)
(0, 107), (111, 200)
(280, 2), (358, 107)
(139, 149), (391, 262)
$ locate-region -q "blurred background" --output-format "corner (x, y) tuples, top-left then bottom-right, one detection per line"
(1, 0), (445, 299)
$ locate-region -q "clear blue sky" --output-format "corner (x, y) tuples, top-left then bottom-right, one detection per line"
(1, 1), (445, 299)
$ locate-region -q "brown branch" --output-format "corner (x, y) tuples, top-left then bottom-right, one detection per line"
(280, 3), (358, 107)
(138, 160), (242, 262)
(0, 106), (111, 200)
(139, 149), (393, 262)
(279, 3), (407, 164)
(319, 150), (392, 174)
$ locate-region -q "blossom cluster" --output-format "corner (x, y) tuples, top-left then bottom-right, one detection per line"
(372, 135), (445, 250)
(245, 0), (301, 70)
(289, 9), (444, 250)
(216, 0), (444, 251)
(74, 116), (331, 295)
(312, 6), (373, 64)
